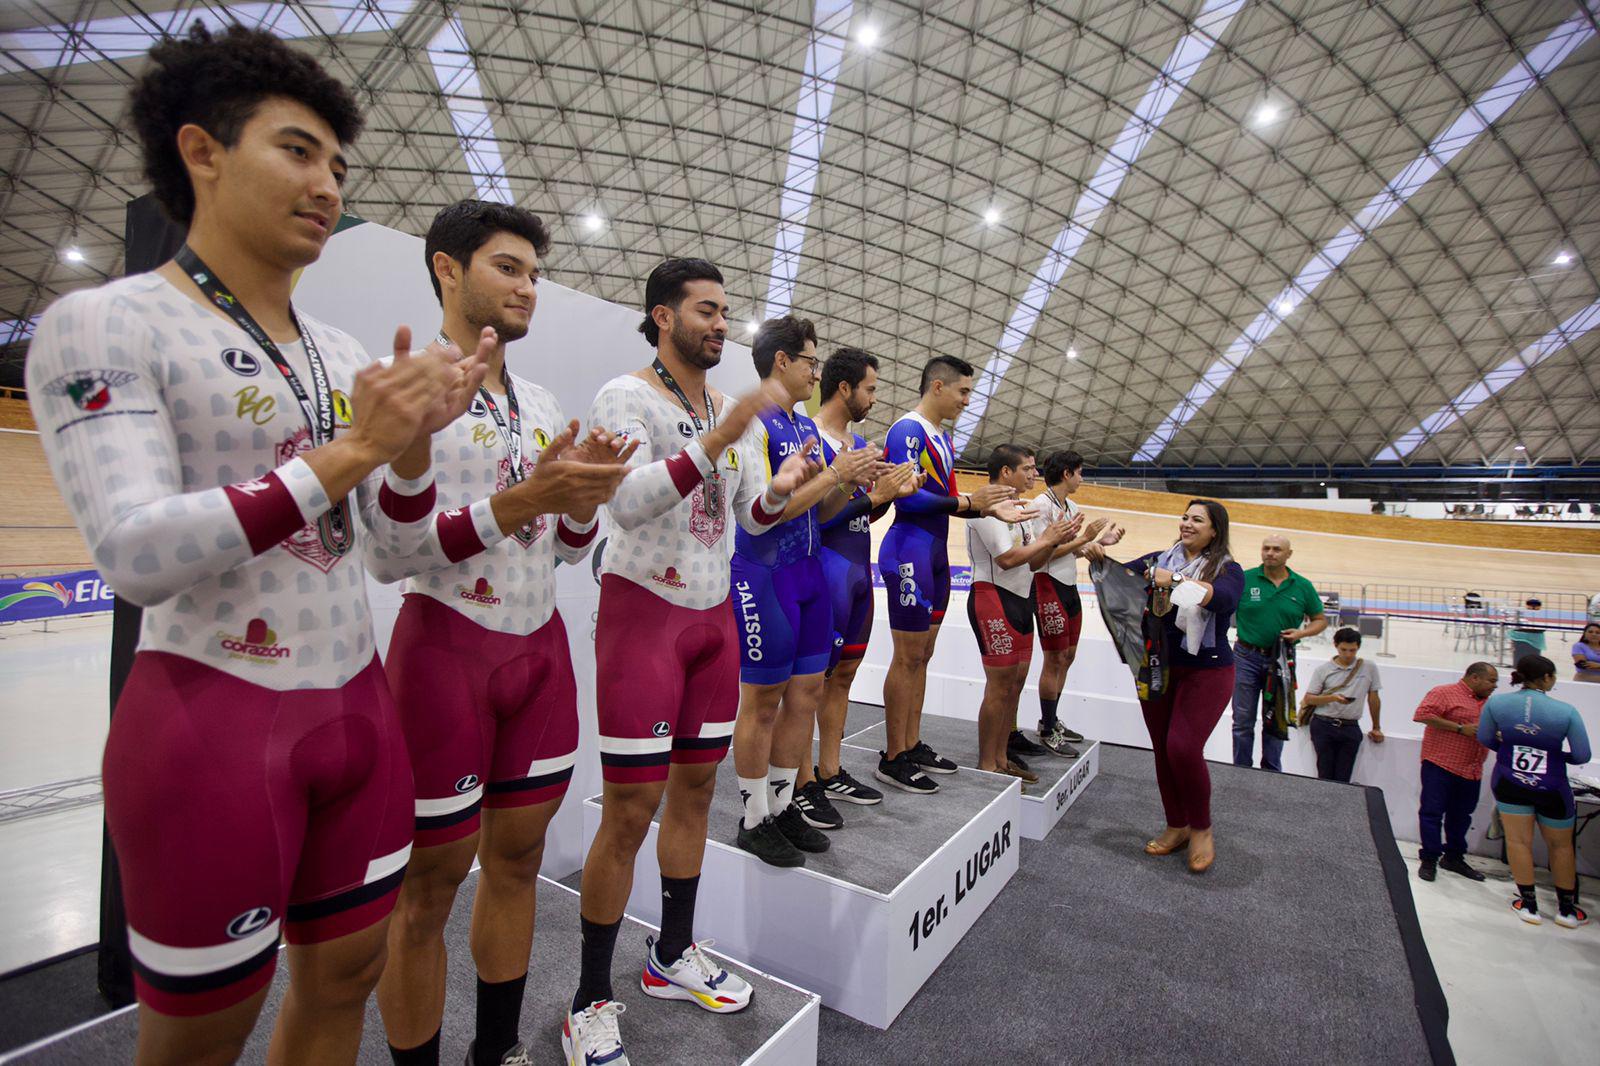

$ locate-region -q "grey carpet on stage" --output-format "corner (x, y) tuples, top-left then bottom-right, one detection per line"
(817, 715), (1433, 1066)
(4, 875), (812, 1064)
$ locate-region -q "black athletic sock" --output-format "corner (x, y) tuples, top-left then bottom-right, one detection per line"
(1039, 695), (1060, 731)
(388, 1029), (440, 1066)
(1557, 887), (1578, 914)
(1517, 883), (1538, 911)
(656, 874), (700, 965)
(572, 916), (622, 1013)
(474, 972), (527, 1065)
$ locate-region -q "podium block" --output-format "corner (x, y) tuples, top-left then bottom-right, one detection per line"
(580, 746), (1021, 1028)
(845, 714), (1100, 840)
(4, 875), (819, 1065)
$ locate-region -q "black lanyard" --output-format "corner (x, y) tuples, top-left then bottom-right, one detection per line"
(442, 333), (524, 482)
(178, 246), (334, 445)
(652, 357), (716, 435)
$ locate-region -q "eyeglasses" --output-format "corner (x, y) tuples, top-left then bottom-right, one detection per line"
(790, 354), (821, 373)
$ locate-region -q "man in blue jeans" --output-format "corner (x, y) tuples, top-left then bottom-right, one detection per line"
(1231, 535), (1327, 770)
(1412, 663), (1497, 881)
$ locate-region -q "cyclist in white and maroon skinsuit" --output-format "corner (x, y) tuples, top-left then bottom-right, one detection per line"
(365, 201), (632, 1066)
(561, 259), (822, 1066)
(26, 24), (486, 1065)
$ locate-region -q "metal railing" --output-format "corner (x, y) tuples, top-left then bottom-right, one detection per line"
(1302, 582), (1589, 663)
(0, 775), (102, 824)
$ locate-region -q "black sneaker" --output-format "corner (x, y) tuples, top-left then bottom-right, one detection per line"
(874, 750), (939, 794)
(794, 781), (843, 830)
(1008, 730), (1048, 757)
(1439, 855), (1486, 882)
(1418, 857), (1437, 882)
(818, 766), (883, 806)
(736, 816), (805, 867)
(1037, 722), (1081, 758)
(1049, 717), (1088, 742)
(906, 741), (958, 775)
(774, 804), (830, 852)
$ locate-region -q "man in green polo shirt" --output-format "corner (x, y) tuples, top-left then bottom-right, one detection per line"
(1232, 534), (1327, 771)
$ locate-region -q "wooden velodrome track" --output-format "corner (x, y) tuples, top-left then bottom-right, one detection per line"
(4, 397), (1594, 595)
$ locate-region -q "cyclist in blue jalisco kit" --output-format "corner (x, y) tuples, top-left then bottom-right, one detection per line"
(874, 355), (1033, 795)
(729, 316), (883, 867)
(791, 348), (921, 831)
(1478, 654), (1592, 928)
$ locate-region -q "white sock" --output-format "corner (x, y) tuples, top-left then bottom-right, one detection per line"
(768, 764), (798, 813)
(738, 776), (768, 829)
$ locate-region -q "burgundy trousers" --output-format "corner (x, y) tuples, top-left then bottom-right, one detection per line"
(1139, 663), (1236, 831)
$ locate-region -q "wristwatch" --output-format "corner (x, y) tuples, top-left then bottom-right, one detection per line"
(1171, 573), (1185, 586)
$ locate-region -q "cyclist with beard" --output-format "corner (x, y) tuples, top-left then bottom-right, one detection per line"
(565, 259), (822, 1065)
(792, 348), (919, 829)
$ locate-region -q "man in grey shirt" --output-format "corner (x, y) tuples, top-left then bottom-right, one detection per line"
(1300, 627), (1384, 782)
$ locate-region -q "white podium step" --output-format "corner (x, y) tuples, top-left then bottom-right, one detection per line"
(1, 874), (819, 1065)
(845, 714), (1101, 840)
(580, 745), (1021, 1028)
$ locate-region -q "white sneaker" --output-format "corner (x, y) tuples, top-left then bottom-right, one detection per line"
(1511, 897), (1542, 926)
(562, 1001), (628, 1065)
(1554, 905), (1589, 929)
(640, 936), (752, 1013)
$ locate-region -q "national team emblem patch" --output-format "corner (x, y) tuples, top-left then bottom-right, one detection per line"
(497, 454), (545, 547)
(45, 369), (137, 411)
(689, 478), (726, 548)
(276, 428), (354, 572)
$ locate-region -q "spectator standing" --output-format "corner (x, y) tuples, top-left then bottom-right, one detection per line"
(1508, 598), (1547, 665)
(1571, 622), (1600, 683)
(1412, 662), (1499, 882)
(1300, 628), (1384, 782)
(1231, 535), (1327, 771)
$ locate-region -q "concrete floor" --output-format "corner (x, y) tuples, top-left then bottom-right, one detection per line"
(1, 618), (1595, 1064)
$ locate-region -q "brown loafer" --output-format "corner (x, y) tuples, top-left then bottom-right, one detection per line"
(1001, 762), (1039, 784)
(1187, 844), (1215, 874)
(1144, 832), (1191, 856)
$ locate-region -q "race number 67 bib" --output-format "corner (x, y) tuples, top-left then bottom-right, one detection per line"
(1512, 745), (1548, 775)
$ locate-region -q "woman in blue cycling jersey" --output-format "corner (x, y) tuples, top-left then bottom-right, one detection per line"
(1478, 655), (1592, 927)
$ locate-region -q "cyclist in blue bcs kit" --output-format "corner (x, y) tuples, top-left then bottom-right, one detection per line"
(875, 355), (1033, 794)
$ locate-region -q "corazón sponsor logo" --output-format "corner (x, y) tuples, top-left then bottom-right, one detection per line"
(456, 577), (502, 606)
(651, 566), (687, 590)
(218, 618), (291, 662)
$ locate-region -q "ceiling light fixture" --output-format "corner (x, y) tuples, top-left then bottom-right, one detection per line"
(1066, 346), (1078, 360)
(1554, 251), (1572, 265)
(1254, 103), (1279, 126)
(583, 214), (603, 233)
(856, 25), (879, 47)
(1514, 443), (1526, 451)
(1275, 297), (1294, 316)
(62, 246), (84, 263)
(983, 207), (1000, 225)
(744, 321), (758, 336)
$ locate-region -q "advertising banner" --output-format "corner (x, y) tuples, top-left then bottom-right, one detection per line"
(0, 569), (115, 622)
